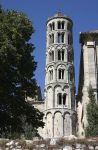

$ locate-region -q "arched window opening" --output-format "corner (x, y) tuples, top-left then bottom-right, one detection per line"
(58, 33), (60, 43)
(49, 52), (52, 62)
(51, 70), (53, 80)
(63, 94), (66, 105)
(58, 21), (61, 29)
(58, 50), (65, 61)
(58, 69), (65, 79)
(52, 22), (55, 30)
(49, 70), (53, 81)
(62, 69), (64, 79)
(68, 34), (70, 45)
(51, 51), (54, 61)
(49, 23), (55, 31)
(62, 33), (64, 43)
(58, 21), (65, 29)
(58, 50), (61, 60)
(58, 69), (61, 79)
(62, 49), (64, 61)
(49, 24), (52, 31)
(49, 51), (54, 62)
(70, 71), (73, 82)
(58, 93), (62, 105)
(62, 21), (65, 29)
(49, 34), (54, 44)
(68, 52), (72, 62)
(58, 33), (64, 43)
(49, 52), (51, 62)
(51, 34), (54, 43)
(49, 35), (52, 44)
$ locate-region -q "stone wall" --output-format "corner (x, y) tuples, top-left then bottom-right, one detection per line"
(0, 137), (98, 150)
(77, 32), (98, 137)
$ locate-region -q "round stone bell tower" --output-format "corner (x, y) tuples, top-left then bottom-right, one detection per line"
(44, 12), (76, 138)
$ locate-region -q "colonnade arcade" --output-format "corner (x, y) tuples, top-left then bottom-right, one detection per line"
(44, 84), (74, 109)
(44, 110), (75, 138)
(47, 20), (72, 46)
(46, 45), (73, 64)
(45, 64), (74, 85)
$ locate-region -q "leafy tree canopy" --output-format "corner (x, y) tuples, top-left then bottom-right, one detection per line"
(85, 84), (98, 137)
(0, 7), (44, 139)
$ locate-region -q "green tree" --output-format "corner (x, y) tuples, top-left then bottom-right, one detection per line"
(85, 84), (98, 137)
(0, 7), (44, 138)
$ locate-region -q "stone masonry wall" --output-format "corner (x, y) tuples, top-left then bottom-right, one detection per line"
(0, 137), (98, 150)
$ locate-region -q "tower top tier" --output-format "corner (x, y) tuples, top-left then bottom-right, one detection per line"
(47, 12), (73, 24)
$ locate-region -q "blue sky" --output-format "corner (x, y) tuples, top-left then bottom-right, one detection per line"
(1, 0), (98, 97)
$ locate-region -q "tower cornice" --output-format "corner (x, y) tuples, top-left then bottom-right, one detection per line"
(46, 12), (73, 25)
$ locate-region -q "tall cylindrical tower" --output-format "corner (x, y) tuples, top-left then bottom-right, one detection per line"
(44, 12), (76, 138)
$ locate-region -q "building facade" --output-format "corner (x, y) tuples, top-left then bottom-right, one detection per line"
(77, 31), (98, 137)
(42, 12), (76, 138)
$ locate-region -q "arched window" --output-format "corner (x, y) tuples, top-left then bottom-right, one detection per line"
(58, 50), (61, 60)
(49, 24), (52, 31)
(58, 69), (61, 79)
(62, 69), (64, 79)
(62, 49), (64, 61)
(49, 51), (54, 62)
(62, 21), (65, 29)
(70, 71), (73, 82)
(58, 33), (60, 43)
(68, 51), (72, 62)
(49, 52), (51, 62)
(58, 21), (61, 29)
(58, 69), (64, 79)
(58, 93), (62, 105)
(49, 34), (54, 44)
(58, 21), (65, 29)
(49, 70), (53, 81)
(63, 94), (66, 105)
(51, 34), (54, 43)
(57, 33), (64, 43)
(58, 49), (65, 61)
(51, 51), (54, 61)
(57, 93), (67, 105)
(49, 34), (52, 44)
(62, 33), (64, 43)
(52, 22), (55, 30)
(49, 23), (55, 31)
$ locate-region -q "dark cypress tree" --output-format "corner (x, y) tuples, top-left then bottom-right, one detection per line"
(85, 84), (98, 137)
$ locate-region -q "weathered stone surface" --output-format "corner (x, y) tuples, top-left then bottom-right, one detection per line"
(0, 138), (98, 150)
(77, 31), (98, 137)
(42, 12), (76, 139)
